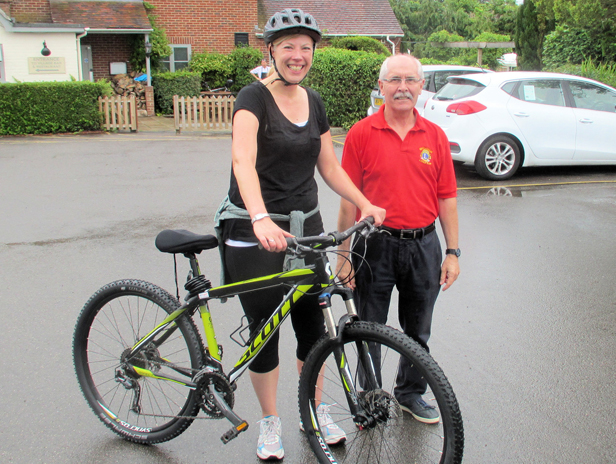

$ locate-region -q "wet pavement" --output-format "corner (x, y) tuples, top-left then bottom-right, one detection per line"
(1, 133), (615, 463)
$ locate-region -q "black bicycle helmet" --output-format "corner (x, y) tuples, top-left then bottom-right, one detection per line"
(263, 8), (322, 46)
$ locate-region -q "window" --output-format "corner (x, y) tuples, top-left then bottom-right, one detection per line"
(434, 78), (485, 101)
(434, 70), (485, 93)
(424, 71), (434, 92)
(568, 81), (616, 113)
(511, 79), (565, 107)
(235, 33), (249, 46)
(160, 45), (191, 72)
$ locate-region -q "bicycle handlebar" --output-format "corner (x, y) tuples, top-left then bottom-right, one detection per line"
(285, 217), (376, 250)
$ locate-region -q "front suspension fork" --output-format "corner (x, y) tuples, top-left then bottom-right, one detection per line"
(318, 288), (379, 423)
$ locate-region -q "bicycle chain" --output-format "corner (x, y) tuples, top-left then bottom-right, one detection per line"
(124, 357), (233, 421)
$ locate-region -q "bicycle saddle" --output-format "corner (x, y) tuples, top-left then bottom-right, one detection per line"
(155, 229), (218, 254)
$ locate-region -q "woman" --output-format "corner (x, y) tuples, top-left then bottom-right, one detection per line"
(217, 8), (385, 461)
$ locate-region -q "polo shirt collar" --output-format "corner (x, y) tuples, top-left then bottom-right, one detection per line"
(372, 104), (426, 132)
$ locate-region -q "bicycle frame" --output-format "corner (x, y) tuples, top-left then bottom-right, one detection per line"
(123, 248), (361, 390)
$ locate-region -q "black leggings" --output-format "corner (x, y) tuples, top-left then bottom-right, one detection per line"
(224, 245), (325, 373)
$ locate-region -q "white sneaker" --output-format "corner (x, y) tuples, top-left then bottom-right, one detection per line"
(300, 403), (347, 445)
(257, 415), (284, 461)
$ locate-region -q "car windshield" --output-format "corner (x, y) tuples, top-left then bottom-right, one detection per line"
(434, 78), (485, 101)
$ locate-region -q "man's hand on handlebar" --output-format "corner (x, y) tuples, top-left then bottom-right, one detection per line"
(358, 204), (385, 228)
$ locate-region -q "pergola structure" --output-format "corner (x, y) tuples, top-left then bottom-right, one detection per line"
(432, 41), (515, 66)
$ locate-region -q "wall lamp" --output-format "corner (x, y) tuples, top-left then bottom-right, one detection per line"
(144, 41), (152, 58)
(41, 41), (51, 56)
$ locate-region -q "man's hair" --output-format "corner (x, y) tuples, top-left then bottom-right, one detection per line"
(379, 54), (424, 80)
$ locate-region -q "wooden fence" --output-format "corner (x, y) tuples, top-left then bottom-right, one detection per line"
(173, 94), (235, 133)
(98, 95), (138, 132)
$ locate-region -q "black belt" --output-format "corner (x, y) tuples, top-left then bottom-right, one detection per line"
(379, 223), (435, 240)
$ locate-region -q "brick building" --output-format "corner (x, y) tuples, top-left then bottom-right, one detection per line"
(1, 0), (403, 83)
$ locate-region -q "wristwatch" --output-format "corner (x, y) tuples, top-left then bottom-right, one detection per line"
(445, 248), (461, 257)
(251, 213), (270, 224)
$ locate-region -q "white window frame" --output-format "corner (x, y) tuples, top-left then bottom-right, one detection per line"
(161, 44), (191, 72)
(0, 44), (5, 83)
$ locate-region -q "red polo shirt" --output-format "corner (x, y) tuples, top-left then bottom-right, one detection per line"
(342, 105), (457, 229)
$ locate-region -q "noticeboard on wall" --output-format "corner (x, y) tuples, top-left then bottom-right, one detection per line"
(110, 62), (127, 75)
(28, 57), (66, 74)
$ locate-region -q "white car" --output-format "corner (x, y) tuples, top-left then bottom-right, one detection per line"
(423, 71), (616, 180)
(367, 65), (492, 116)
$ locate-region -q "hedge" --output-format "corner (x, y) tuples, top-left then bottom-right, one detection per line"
(189, 46), (263, 94)
(330, 37), (390, 55)
(305, 48), (385, 129)
(544, 59), (616, 89)
(152, 70), (201, 114)
(0, 81), (110, 136)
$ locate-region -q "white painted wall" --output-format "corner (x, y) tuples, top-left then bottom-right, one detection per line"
(0, 26), (80, 83)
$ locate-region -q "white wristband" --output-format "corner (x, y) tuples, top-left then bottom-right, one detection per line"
(251, 213), (270, 224)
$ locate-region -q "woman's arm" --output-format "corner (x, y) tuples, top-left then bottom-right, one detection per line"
(231, 109), (291, 251)
(316, 131), (385, 225)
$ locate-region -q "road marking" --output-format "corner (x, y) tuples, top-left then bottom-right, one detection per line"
(331, 135), (345, 146)
(458, 180), (616, 190)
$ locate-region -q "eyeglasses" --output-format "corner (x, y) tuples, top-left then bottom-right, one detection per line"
(382, 77), (423, 85)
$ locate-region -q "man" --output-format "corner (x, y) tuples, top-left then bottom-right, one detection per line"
(337, 53), (460, 424)
(250, 58), (271, 81)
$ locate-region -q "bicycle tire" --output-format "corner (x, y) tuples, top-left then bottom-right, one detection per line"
(298, 321), (464, 464)
(73, 279), (205, 444)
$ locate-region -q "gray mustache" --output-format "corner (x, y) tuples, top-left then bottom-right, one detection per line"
(393, 91), (414, 100)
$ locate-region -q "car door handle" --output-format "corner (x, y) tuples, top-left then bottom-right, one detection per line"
(579, 118), (594, 124)
(513, 112), (530, 117)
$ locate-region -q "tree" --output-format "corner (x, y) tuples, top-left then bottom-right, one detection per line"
(550, 0), (616, 62)
(515, 0), (542, 70)
(390, 0), (518, 59)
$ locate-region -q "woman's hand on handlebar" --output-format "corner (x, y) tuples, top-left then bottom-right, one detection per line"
(358, 204), (386, 227)
(253, 218), (293, 252)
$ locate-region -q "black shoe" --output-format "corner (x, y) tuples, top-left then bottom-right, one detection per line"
(399, 395), (440, 424)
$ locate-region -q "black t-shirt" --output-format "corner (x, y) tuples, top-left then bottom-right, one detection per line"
(225, 82), (330, 241)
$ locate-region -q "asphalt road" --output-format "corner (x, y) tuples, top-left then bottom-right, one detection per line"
(1, 132), (615, 463)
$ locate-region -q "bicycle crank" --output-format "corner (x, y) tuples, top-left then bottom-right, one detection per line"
(195, 370), (248, 443)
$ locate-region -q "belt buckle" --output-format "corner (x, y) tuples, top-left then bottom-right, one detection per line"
(401, 229), (418, 240)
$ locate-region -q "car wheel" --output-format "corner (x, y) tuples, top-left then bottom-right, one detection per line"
(475, 135), (521, 180)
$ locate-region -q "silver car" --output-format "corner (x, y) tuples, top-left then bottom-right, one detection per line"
(367, 64), (492, 116)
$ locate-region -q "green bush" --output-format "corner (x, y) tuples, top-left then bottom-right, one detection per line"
(189, 52), (232, 91)
(542, 26), (602, 69)
(305, 48), (385, 130)
(330, 37), (390, 55)
(152, 70), (201, 114)
(228, 46), (264, 93)
(0, 81), (109, 135)
(545, 59), (616, 89)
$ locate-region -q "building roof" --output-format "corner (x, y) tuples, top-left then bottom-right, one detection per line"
(258, 0), (403, 37)
(49, 0), (151, 31)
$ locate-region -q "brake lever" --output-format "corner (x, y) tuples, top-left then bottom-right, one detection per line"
(359, 220), (378, 239)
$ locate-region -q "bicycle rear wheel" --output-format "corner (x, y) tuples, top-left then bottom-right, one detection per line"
(298, 321), (464, 464)
(73, 279), (205, 444)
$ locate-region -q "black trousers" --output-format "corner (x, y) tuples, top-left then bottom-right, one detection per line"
(352, 229), (442, 402)
(225, 245), (325, 373)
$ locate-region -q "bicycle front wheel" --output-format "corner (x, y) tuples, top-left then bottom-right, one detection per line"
(73, 280), (205, 444)
(299, 321), (464, 464)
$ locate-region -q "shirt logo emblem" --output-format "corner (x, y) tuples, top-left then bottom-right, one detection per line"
(419, 148), (433, 165)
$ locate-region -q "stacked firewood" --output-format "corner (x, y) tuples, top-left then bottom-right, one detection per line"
(111, 72), (147, 110)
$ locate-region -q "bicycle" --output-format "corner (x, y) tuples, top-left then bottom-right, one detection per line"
(203, 79), (234, 93)
(73, 218), (464, 463)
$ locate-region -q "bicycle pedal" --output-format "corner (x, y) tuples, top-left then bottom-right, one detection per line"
(220, 420), (249, 444)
